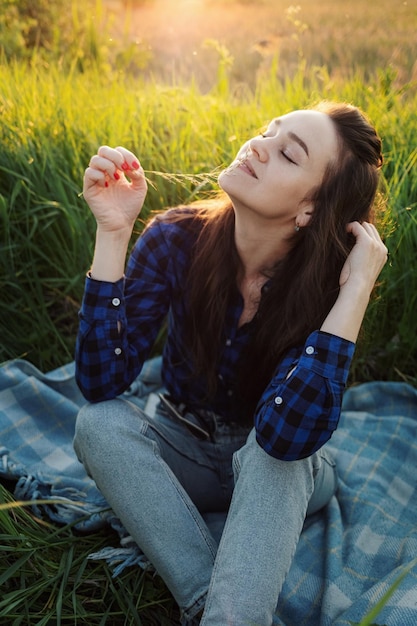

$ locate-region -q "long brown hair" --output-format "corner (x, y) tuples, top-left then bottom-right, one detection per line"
(169, 102), (383, 418)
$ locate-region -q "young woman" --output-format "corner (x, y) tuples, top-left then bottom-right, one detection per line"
(74, 101), (388, 625)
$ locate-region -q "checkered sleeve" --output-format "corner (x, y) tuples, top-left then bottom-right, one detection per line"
(254, 330), (355, 460)
(75, 218), (172, 402)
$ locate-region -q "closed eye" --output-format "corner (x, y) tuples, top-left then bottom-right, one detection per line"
(261, 133), (298, 165)
(281, 151), (297, 165)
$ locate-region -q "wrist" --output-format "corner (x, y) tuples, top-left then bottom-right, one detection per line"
(95, 224), (133, 244)
(321, 287), (369, 343)
(339, 278), (372, 304)
(90, 228), (132, 282)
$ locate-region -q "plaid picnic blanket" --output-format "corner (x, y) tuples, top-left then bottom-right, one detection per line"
(0, 357), (162, 531)
(1, 357), (417, 625)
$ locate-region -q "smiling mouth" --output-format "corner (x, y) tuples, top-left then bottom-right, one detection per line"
(238, 160), (258, 178)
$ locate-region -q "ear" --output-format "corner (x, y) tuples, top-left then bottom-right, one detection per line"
(296, 201), (314, 228)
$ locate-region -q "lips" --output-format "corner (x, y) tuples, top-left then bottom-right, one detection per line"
(238, 160), (258, 179)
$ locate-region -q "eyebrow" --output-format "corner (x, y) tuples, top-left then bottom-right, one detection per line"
(272, 119), (309, 157)
(288, 131), (309, 157)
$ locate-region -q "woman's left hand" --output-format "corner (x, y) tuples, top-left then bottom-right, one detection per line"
(321, 221), (388, 343)
(339, 221), (388, 296)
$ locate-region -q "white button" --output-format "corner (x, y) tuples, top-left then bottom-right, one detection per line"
(225, 339), (232, 347)
(112, 297), (121, 307)
(306, 346), (315, 355)
(114, 347), (122, 355)
(274, 396), (283, 405)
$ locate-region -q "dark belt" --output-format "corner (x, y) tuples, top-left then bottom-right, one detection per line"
(158, 393), (212, 440)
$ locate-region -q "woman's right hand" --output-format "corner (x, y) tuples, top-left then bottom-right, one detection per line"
(83, 145), (148, 234)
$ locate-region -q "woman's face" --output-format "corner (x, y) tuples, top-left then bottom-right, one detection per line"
(219, 110), (339, 227)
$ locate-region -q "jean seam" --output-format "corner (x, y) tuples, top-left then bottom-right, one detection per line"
(146, 428), (218, 562)
(181, 590), (207, 623)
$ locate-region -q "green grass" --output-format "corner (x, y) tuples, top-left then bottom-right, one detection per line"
(1, 483), (416, 625)
(1, 59), (416, 382)
(0, 485), (178, 624)
(1, 0), (417, 622)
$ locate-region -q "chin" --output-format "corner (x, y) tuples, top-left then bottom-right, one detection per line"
(218, 166), (238, 193)
(218, 168), (228, 189)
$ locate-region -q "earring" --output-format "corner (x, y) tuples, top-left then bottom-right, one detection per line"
(294, 223), (300, 232)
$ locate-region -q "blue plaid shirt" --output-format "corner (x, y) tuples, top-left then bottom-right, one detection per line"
(75, 208), (355, 460)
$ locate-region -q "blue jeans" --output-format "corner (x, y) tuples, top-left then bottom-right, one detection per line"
(74, 397), (337, 626)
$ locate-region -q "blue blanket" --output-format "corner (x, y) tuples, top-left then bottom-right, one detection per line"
(1, 358), (417, 625)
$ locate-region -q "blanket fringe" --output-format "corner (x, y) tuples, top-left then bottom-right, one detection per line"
(87, 545), (151, 577)
(88, 515), (151, 576)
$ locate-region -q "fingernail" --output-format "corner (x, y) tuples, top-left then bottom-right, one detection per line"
(114, 172), (120, 180)
(132, 161), (140, 170)
(121, 162), (130, 171)
(105, 181), (109, 187)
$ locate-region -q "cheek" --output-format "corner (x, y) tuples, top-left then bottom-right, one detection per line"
(235, 140), (251, 161)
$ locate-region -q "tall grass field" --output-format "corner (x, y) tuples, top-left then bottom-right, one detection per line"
(0, 0), (416, 623)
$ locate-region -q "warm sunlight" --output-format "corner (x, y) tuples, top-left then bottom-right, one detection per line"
(2, 0), (417, 624)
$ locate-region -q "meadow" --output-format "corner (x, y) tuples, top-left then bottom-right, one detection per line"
(0, 0), (416, 622)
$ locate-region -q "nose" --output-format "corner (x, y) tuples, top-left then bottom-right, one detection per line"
(249, 137), (268, 162)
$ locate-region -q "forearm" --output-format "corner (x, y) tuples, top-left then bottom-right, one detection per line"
(320, 281), (370, 343)
(90, 227), (133, 282)
(321, 220), (388, 343)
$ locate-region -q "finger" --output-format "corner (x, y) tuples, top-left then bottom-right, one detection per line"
(347, 222), (388, 259)
(345, 221), (363, 237)
(114, 146), (141, 172)
(89, 155), (120, 181)
(124, 165), (148, 194)
(368, 224), (386, 245)
(361, 222), (387, 252)
(347, 221), (380, 245)
(361, 224), (389, 267)
(83, 166), (107, 190)
(112, 147), (147, 189)
(361, 221), (381, 240)
(96, 145), (127, 171)
(94, 145), (142, 176)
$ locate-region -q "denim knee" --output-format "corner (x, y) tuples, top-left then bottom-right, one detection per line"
(73, 399), (127, 468)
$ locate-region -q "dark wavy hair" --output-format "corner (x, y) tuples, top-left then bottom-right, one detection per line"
(167, 101), (384, 419)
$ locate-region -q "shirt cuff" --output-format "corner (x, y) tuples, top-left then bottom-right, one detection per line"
(80, 275), (125, 321)
(299, 330), (355, 385)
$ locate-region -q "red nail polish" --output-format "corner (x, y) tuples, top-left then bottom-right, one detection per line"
(105, 181), (109, 187)
(132, 161), (140, 170)
(121, 162), (129, 171)
(114, 172), (120, 180)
